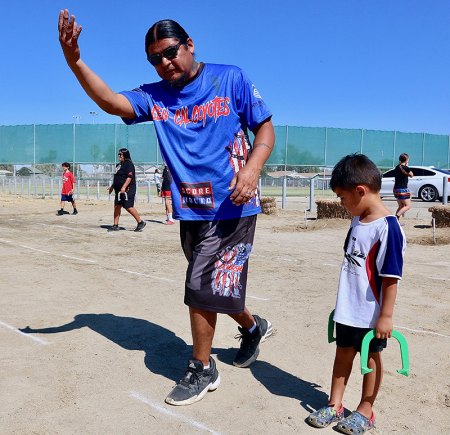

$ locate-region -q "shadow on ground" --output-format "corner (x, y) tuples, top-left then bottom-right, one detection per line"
(20, 313), (327, 411)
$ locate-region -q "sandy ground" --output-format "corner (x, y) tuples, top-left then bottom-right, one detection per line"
(0, 193), (449, 434)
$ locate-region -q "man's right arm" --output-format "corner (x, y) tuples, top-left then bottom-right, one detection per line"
(58, 9), (135, 119)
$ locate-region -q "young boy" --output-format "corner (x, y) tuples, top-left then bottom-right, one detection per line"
(57, 162), (78, 215)
(307, 154), (406, 434)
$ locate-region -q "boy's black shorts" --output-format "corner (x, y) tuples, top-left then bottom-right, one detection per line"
(336, 322), (387, 353)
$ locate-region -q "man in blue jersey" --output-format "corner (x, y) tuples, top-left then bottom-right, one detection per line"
(58, 10), (275, 405)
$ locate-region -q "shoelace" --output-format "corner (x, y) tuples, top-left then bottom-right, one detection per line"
(180, 367), (200, 387)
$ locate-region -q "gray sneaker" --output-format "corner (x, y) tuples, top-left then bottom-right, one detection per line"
(134, 220), (146, 232)
(233, 315), (273, 368)
(165, 357), (221, 406)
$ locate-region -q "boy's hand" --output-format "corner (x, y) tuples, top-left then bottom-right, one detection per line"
(375, 315), (393, 339)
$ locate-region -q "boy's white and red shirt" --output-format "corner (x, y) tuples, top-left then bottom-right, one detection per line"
(333, 215), (406, 328)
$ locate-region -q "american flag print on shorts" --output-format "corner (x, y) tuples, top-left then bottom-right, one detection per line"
(212, 243), (253, 298)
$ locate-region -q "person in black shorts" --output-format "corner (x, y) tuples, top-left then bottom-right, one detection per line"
(161, 165), (174, 225)
(107, 148), (146, 232)
(58, 10), (275, 407)
(393, 153), (414, 222)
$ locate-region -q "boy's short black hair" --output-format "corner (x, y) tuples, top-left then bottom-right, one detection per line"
(330, 153), (381, 192)
(62, 162), (70, 169)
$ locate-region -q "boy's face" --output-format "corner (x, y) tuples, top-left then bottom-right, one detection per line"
(62, 166), (69, 172)
(334, 186), (365, 217)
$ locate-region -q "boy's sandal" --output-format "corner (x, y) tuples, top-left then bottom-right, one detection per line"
(336, 410), (375, 434)
(306, 404), (344, 428)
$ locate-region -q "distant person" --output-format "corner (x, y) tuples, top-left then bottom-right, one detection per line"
(107, 148), (146, 232)
(161, 165), (174, 225)
(307, 154), (406, 434)
(153, 168), (162, 196)
(58, 10), (274, 407)
(393, 153), (414, 222)
(57, 162), (77, 215)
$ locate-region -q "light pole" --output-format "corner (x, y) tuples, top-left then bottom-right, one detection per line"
(89, 111), (98, 124)
(72, 115), (80, 175)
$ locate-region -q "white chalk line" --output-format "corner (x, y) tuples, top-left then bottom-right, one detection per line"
(323, 263), (340, 267)
(431, 277), (450, 281)
(396, 325), (450, 339)
(0, 238), (175, 283)
(129, 391), (221, 435)
(247, 295), (271, 301)
(0, 319), (50, 345)
(117, 269), (175, 283)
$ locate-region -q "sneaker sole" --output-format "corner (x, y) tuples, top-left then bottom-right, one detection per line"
(260, 320), (273, 343)
(233, 348), (260, 368)
(165, 373), (221, 406)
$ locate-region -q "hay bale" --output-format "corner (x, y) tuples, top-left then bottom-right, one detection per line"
(260, 196), (277, 215)
(428, 205), (450, 228)
(316, 199), (351, 220)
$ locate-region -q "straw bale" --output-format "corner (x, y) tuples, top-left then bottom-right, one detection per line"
(428, 205), (450, 228)
(260, 196), (277, 215)
(316, 199), (351, 220)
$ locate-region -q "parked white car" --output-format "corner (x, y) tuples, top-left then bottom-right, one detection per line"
(381, 166), (450, 202)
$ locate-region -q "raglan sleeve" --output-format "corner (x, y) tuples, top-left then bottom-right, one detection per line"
(377, 217), (406, 279)
(233, 68), (272, 130)
(119, 86), (154, 125)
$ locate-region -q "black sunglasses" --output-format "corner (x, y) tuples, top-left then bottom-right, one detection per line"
(147, 41), (185, 66)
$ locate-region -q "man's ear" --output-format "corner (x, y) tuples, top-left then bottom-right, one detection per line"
(186, 38), (195, 54)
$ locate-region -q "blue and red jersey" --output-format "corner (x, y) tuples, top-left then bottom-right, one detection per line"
(120, 63), (272, 220)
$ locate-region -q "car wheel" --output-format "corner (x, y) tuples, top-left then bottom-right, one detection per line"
(418, 185), (439, 202)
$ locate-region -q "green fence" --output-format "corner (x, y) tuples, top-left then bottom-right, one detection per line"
(1, 124), (449, 168)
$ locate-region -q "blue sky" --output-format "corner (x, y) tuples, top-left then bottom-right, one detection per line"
(1, 0), (449, 134)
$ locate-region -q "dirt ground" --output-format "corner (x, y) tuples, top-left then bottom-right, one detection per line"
(0, 193), (449, 434)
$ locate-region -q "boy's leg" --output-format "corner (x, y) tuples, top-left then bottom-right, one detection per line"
(328, 346), (356, 408)
(356, 351), (383, 419)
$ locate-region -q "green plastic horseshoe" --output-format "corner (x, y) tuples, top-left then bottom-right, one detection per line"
(327, 310), (410, 377)
(360, 329), (410, 377)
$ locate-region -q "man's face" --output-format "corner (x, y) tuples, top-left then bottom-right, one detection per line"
(147, 38), (195, 85)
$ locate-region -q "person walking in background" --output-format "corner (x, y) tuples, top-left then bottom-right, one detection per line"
(307, 154), (406, 434)
(58, 9), (275, 406)
(161, 165), (174, 225)
(153, 168), (162, 196)
(57, 162), (77, 215)
(393, 153), (414, 222)
(107, 148), (146, 232)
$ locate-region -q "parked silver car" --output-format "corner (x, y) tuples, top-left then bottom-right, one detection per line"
(381, 166), (450, 202)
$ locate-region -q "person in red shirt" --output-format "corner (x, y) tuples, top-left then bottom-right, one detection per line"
(58, 162), (78, 215)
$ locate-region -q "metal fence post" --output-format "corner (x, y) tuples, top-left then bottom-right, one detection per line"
(443, 176), (449, 205)
(147, 181), (151, 203)
(97, 181), (100, 200)
(282, 176), (287, 209)
(309, 177), (316, 212)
